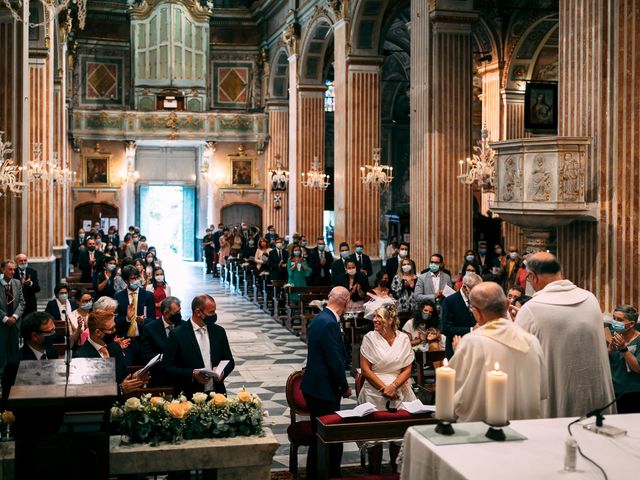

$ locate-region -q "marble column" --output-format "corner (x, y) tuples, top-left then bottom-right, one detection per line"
(333, 25), (382, 255)
(556, 0), (640, 310)
(264, 101), (289, 237)
(295, 85), (325, 241)
(287, 54), (299, 238)
(53, 58), (70, 280)
(410, 1), (475, 272)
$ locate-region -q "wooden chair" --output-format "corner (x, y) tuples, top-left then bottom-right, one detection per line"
(414, 349), (446, 404)
(299, 293), (328, 342)
(285, 369), (313, 478)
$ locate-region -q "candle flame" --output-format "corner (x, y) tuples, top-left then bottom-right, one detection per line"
(494, 362), (500, 370)
(443, 358), (449, 367)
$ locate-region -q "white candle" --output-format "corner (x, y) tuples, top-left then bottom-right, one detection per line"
(435, 358), (456, 421)
(486, 362), (508, 425)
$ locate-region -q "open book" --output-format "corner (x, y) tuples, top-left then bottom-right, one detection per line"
(402, 399), (436, 414)
(197, 360), (230, 381)
(336, 402), (377, 418)
(134, 353), (162, 377)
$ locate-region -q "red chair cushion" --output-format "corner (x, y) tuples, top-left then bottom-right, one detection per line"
(332, 475), (399, 480)
(287, 420), (313, 444)
(319, 410), (433, 426)
(289, 375), (308, 412)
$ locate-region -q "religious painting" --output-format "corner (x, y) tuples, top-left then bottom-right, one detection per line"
(524, 81), (558, 132)
(83, 154), (110, 186)
(230, 157), (254, 187)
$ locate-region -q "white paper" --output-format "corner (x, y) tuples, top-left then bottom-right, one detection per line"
(442, 285), (456, 297)
(336, 402), (377, 418)
(198, 360), (230, 380)
(402, 399), (436, 414)
(135, 353), (162, 377)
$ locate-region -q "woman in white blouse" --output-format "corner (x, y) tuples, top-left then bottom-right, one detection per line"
(67, 289), (93, 347)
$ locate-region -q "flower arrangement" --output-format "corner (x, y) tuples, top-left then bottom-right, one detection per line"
(1, 410), (15, 441)
(111, 390), (263, 446)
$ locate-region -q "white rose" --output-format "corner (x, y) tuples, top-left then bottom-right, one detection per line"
(124, 397), (141, 411)
(179, 395), (187, 403)
(192, 392), (207, 404)
(111, 406), (123, 418)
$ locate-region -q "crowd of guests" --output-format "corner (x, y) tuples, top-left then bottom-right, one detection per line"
(0, 224), (235, 409)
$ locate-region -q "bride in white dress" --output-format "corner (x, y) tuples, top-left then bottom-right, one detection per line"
(358, 303), (416, 473)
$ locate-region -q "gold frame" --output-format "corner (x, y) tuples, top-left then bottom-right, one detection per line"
(83, 153), (111, 186)
(229, 156), (255, 187)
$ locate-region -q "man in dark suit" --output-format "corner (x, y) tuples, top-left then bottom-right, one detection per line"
(163, 294), (235, 398)
(1, 312), (60, 406)
(140, 296), (185, 387)
(78, 237), (104, 283)
(350, 240), (373, 278)
(70, 228), (86, 267)
(0, 260), (25, 379)
(330, 242), (351, 285)
(114, 265), (156, 365)
(267, 238), (289, 281)
(385, 242), (415, 278)
(14, 254), (40, 316)
(440, 272), (483, 359)
(308, 237), (333, 286)
(102, 226), (120, 248)
(301, 287), (352, 480)
(74, 309), (148, 395)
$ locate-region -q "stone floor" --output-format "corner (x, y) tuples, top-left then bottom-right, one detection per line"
(164, 258), (361, 471)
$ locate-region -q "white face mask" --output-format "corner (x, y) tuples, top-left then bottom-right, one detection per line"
(346, 268), (357, 276)
(398, 249), (408, 258)
(401, 265), (412, 273)
(509, 252), (519, 259)
(155, 275), (164, 282)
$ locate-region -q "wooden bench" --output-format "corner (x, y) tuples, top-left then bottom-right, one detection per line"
(298, 292), (329, 342)
(284, 286), (332, 334)
(315, 411), (437, 480)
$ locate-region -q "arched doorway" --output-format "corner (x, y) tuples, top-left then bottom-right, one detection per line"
(221, 203), (262, 229)
(74, 202), (119, 233)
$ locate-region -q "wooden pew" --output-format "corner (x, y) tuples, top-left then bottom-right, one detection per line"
(270, 279), (287, 323)
(284, 286), (332, 334)
(298, 292), (329, 342)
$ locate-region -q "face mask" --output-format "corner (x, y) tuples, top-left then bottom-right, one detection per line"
(402, 265), (412, 273)
(379, 280), (389, 288)
(465, 271), (475, 277)
(102, 331), (117, 344)
(146, 257), (154, 264)
(465, 255), (474, 262)
(293, 238), (299, 244)
(248, 241), (255, 247)
(421, 312), (432, 321)
(268, 230), (274, 235)
(355, 247), (364, 254)
(318, 244), (325, 251)
(18, 263), (27, 271)
(80, 302), (93, 311)
(479, 248), (487, 255)
(275, 243), (283, 249)
(169, 312), (182, 324)
(204, 313), (217, 324)
(610, 319), (627, 334)
(399, 249), (408, 258)
(429, 263), (440, 273)
(206, 231), (211, 235)
(107, 263), (116, 272)
(133, 237), (139, 243)
(128, 280), (141, 290)
(495, 248), (503, 255)
(346, 268), (357, 276)
(58, 294), (68, 303)
(293, 251), (301, 257)
(300, 241), (307, 247)
(154, 275), (164, 282)
(340, 251), (349, 259)
(509, 252), (518, 259)
(88, 246), (96, 252)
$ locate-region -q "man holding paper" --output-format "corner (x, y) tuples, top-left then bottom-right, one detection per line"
(440, 273), (483, 359)
(163, 294), (234, 398)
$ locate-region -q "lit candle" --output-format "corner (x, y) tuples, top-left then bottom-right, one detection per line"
(485, 362), (508, 425)
(435, 358), (456, 421)
(458, 159), (464, 177)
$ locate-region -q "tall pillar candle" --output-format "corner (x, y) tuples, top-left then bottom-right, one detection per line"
(435, 359), (455, 421)
(486, 362), (508, 425)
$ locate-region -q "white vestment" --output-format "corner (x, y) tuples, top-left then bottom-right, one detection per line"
(358, 331), (416, 409)
(515, 279), (615, 418)
(449, 317), (547, 423)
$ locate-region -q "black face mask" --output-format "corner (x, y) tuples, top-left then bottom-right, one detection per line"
(169, 312), (182, 324)
(102, 331), (117, 344)
(204, 314), (218, 324)
(88, 246), (96, 252)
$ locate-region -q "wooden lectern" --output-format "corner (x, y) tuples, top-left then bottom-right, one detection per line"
(8, 358), (117, 480)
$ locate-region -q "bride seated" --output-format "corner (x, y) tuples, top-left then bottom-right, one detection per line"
(358, 303), (416, 473)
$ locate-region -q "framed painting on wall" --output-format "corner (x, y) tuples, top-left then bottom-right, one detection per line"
(83, 154), (110, 186)
(524, 81), (558, 132)
(229, 157), (254, 187)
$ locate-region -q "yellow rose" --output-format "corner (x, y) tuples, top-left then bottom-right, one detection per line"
(237, 391), (252, 403)
(212, 393), (227, 406)
(166, 403), (189, 419)
(1, 411), (15, 424)
(181, 401), (193, 414)
(149, 397), (165, 407)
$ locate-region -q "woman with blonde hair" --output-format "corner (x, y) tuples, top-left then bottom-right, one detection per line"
(358, 302), (416, 473)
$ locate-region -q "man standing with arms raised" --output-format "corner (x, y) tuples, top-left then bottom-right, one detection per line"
(515, 252), (615, 418)
(302, 287), (352, 480)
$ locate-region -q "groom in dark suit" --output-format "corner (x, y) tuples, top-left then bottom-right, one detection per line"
(301, 286), (352, 480)
(440, 272), (483, 359)
(163, 294), (234, 398)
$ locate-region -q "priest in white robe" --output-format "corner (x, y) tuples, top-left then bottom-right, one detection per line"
(450, 282), (547, 422)
(515, 252), (615, 418)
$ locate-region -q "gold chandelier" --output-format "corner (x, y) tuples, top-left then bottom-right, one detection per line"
(360, 148), (393, 189)
(457, 126), (495, 191)
(301, 156), (330, 190)
(0, 131), (25, 197)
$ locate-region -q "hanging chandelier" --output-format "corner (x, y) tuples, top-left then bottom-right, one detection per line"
(23, 143), (50, 183)
(301, 156), (329, 190)
(360, 148), (393, 189)
(0, 131), (26, 197)
(457, 126), (495, 191)
(269, 155), (289, 191)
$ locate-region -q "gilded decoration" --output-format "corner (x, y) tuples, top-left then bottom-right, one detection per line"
(129, 0), (213, 22)
(282, 22), (299, 57)
(219, 116), (253, 131)
(85, 112), (124, 130)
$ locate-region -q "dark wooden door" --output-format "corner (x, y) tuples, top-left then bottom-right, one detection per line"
(74, 203), (119, 232)
(221, 203), (262, 229)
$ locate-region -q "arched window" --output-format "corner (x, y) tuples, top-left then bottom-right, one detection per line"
(324, 80), (335, 112)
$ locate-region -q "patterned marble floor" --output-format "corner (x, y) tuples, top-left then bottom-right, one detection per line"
(165, 259), (361, 471)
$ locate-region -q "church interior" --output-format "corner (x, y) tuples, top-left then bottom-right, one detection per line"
(0, 0), (639, 479)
